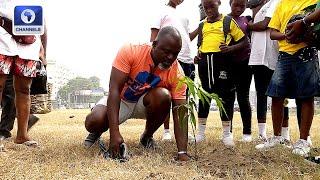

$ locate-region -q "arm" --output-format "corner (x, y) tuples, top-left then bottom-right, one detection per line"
(247, 17), (271, 32)
(286, 9), (320, 41)
(150, 28), (159, 42)
(220, 37), (249, 53)
(40, 25), (47, 65)
(107, 67), (128, 156)
(172, 99), (190, 161)
(270, 28), (285, 40)
(189, 27), (199, 41)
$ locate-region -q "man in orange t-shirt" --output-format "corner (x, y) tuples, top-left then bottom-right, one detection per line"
(84, 27), (190, 161)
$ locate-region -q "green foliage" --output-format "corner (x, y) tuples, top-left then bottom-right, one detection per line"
(58, 76), (102, 102)
(175, 76), (225, 142)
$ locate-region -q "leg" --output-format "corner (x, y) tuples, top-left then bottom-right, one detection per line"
(85, 105), (109, 133)
(142, 88), (171, 139)
(13, 75), (33, 143)
(271, 97), (285, 136)
(299, 97), (314, 140)
(0, 75), (16, 138)
(234, 61), (252, 136)
(295, 98), (302, 129)
(282, 106), (290, 141)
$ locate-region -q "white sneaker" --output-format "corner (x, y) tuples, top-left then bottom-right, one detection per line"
(222, 134), (235, 147)
(188, 133), (205, 143)
(162, 132), (172, 141)
(255, 136), (285, 150)
(292, 139), (311, 157)
(307, 136), (312, 147)
(242, 134), (252, 142)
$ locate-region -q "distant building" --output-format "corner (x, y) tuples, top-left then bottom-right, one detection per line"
(46, 59), (76, 101)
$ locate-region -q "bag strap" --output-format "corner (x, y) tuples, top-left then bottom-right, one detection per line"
(197, 21), (205, 48)
(223, 15), (232, 43)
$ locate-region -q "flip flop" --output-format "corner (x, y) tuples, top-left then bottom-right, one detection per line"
(21, 140), (39, 147)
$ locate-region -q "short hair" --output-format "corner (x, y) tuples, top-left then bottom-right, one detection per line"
(156, 26), (182, 45)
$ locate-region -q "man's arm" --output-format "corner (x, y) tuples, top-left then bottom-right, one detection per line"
(247, 17), (271, 32)
(172, 99), (189, 161)
(270, 28), (285, 40)
(107, 67), (128, 156)
(150, 28), (159, 42)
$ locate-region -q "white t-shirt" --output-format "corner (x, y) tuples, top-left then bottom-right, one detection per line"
(0, 0), (42, 61)
(150, 5), (193, 64)
(249, 0), (280, 70)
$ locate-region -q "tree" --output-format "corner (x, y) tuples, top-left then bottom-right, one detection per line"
(58, 76), (103, 102)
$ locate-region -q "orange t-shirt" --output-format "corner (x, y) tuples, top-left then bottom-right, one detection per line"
(112, 43), (187, 103)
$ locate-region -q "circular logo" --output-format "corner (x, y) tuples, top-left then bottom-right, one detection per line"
(21, 9), (36, 24)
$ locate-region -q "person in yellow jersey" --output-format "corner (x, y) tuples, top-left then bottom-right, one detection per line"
(255, 0), (320, 157)
(194, 0), (249, 146)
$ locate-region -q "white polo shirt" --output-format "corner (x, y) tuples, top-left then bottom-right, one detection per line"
(0, 0), (42, 61)
(249, 0), (280, 70)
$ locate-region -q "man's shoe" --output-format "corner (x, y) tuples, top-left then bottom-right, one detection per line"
(83, 132), (102, 148)
(292, 139), (311, 157)
(27, 115), (40, 131)
(255, 136), (286, 150)
(222, 133), (235, 147)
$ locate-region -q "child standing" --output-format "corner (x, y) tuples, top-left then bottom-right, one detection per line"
(195, 0), (248, 146)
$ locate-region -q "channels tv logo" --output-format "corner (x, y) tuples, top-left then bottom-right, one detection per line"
(13, 5), (43, 35)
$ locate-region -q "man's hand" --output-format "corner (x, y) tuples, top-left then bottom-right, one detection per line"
(109, 133), (124, 158)
(286, 20), (304, 44)
(219, 43), (234, 53)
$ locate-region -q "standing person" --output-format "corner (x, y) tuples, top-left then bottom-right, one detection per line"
(150, 0), (198, 141)
(256, 0), (320, 157)
(229, 0), (253, 142)
(194, 0), (248, 146)
(247, 0), (279, 141)
(84, 27), (191, 161)
(0, 1), (44, 146)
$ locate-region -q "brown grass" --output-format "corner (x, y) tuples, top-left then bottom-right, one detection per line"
(0, 109), (320, 179)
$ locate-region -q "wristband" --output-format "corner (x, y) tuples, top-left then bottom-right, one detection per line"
(178, 151), (187, 155)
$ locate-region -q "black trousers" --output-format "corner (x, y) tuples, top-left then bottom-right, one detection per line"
(0, 75), (16, 137)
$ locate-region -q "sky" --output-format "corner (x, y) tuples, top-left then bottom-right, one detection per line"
(45, 0), (247, 89)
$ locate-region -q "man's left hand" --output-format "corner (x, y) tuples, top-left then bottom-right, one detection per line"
(219, 43), (234, 53)
(286, 20), (304, 43)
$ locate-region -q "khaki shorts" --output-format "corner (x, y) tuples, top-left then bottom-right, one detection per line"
(96, 94), (146, 124)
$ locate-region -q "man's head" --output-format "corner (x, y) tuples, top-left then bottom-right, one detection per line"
(247, 0), (266, 9)
(230, 0), (247, 17)
(201, 0), (221, 19)
(151, 26), (182, 70)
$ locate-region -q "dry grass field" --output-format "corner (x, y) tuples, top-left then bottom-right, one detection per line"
(0, 109), (320, 179)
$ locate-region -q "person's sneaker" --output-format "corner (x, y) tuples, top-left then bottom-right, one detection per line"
(140, 136), (158, 149)
(162, 132), (172, 141)
(189, 133), (205, 143)
(83, 132), (102, 148)
(255, 136), (285, 150)
(27, 115), (40, 131)
(307, 136), (312, 147)
(242, 134), (252, 142)
(292, 139), (311, 157)
(256, 135), (268, 144)
(222, 134), (235, 147)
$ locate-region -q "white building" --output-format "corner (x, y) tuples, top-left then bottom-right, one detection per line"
(46, 59), (76, 101)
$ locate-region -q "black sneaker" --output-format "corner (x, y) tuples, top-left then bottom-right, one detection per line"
(84, 132), (102, 148)
(27, 115), (40, 131)
(140, 136), (157, 149)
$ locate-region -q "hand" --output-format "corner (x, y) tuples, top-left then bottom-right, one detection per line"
(247, 21), (253, 31)
(194, 55), (201, 64)
(109, 133), (124, 158)
(219, 43), (234, 54)
(286, 20), (304, 43)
